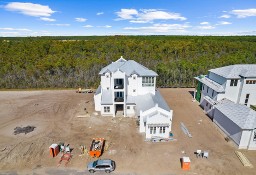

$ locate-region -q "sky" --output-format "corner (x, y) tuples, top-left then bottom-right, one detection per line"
(0, 0), (256, 36)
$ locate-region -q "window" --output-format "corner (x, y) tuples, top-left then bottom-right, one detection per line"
(246, 80), (256, 84)
(142, 77), (154, 87)
(150, 127), (156, 134)
(207, 86), (209, 93)
(206, 102), (208, 107)
(127, 106), (130, 109)
(133, 76), (136, 80)
(160, 127), (166, 134)
(104, 106), (110, 113)
(106, 74), (109, 78)
(244, 94), (250, 106)
(230, 79), (238, 86)
(254, 131), (256, 141)
(115, 92), (123, 97)
(133, 89), (136, 92)
(202, 85), (204, 90)
(212, 90), (214, 97)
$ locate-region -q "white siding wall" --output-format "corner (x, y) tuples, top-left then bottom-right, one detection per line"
(101, 73), (111, 90)
(127, 74), (138, 96)
(239, 78), (256, 106)
(248, 129), (256, 150)
(126, 105), (136, 117)
(137, 77), (156, 95)
(239, 130), (252, 149)
(94, 93), (101, 111)
(213, 109), (242, 146)
(224, 79), (241, 103)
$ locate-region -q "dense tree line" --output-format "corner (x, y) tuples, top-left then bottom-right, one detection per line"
(0, 36), (256, 89)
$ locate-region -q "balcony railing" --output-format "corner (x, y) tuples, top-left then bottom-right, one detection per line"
(114, 97), (124, 102)
(114, 84), (124, 89)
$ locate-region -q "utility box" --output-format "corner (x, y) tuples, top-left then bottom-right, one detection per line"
(49, 144), (60, 157)
(181, 157), (190, 170)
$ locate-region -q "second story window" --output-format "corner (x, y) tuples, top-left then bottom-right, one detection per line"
(212, 90), (214, 97)
(244, 94), (250, 106)
(230, 79), (238, 86)
(142, 77), (154, 87)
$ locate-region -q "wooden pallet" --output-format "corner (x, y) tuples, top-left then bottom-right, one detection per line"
(235, 151), (253, 168)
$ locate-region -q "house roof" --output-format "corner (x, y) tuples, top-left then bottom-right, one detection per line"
(214, 99), (256, 129)
(95, 85), (101, 95)
(99, 57), (158, 77)
(127, 90), (171, 115)
(101, 89), (113, 105)
(209, 64), (256, 79)
(195, 75), (225, 92)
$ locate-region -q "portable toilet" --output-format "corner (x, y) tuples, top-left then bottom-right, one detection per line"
(49, 144), (59, 157)
(181, 157), (190, 170)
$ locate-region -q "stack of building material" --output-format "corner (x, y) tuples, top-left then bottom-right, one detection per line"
(180, 122), (192, 138)
(235, 151), (253, 168)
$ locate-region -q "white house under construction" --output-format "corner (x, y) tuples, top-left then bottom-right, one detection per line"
(94, 57), (173, 139)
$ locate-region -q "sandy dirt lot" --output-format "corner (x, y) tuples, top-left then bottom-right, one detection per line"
(0, 88), (255, 175)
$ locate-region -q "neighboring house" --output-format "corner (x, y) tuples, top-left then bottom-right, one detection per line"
(195, 64), (256, 117)
(194, 64), (256, 150)
(94, 57), (173, 139)
(214, 99), (256, 150)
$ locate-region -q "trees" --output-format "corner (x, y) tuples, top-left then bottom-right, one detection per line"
(0, 36), (256, 89)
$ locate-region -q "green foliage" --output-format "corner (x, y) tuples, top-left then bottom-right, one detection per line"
(0, 36), (256, 89)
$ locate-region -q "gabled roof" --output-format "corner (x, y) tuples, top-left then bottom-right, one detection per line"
(99, 56), (158, 76)
(195, 75), (225, 92)
(209, 64), (256, 79)
(127, 90), (171, 115)
(214, 99), (256, 129)
(101, 89), (113, 105)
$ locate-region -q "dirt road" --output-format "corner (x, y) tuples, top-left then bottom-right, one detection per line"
(0, 89), (255, 175)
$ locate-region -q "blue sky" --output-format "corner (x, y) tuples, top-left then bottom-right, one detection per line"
(0, 0), (256, 36)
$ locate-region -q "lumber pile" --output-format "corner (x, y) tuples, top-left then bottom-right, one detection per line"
(235, 151), (253, 168)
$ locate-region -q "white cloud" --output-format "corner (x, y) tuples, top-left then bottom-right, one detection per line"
(219, 14), (231, 18)
(124, 23), (190, 33)
(200, 22), (209, 25)
(47, 24), (70, 26)
(217, 21), (232, 25)
(97, 12), (104, 16)
(98, 25), (112, 28)
(231, 9), (256, 18)
(116, 8), (186, 23)
(83, 25), (93, 28)
(0, 27), (31, 31)
(40, 17), (56, 22)
(116, 9), (138, 20)
(4, 2), (55, 17)
(197, 25), (215, 30)
(75, 18), (87, 22)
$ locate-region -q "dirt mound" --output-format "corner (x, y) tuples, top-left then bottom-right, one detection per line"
(14, 126), (36, 135)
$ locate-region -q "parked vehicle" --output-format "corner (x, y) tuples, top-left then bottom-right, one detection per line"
(87, 159), (115, 173)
